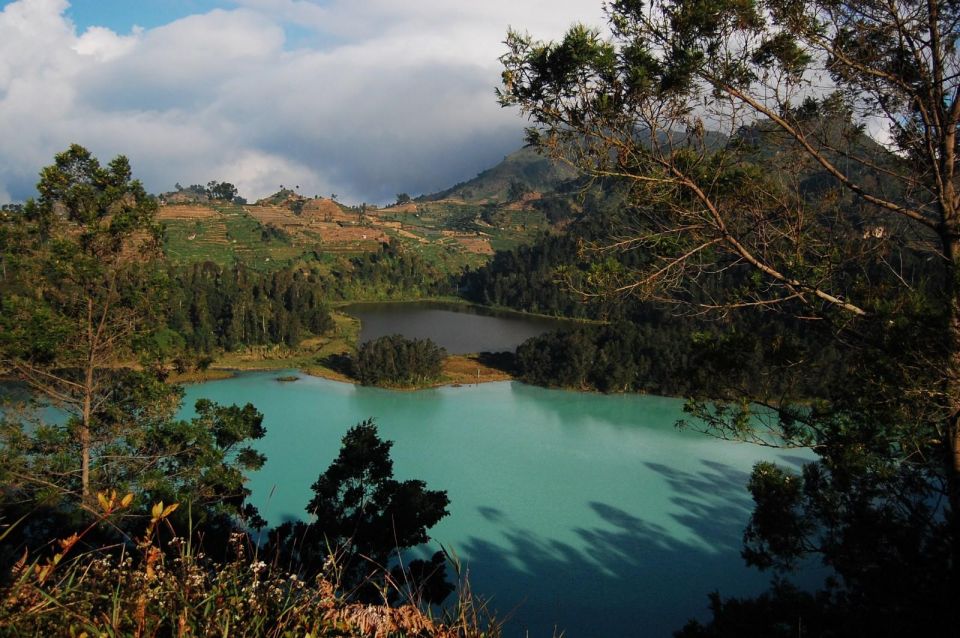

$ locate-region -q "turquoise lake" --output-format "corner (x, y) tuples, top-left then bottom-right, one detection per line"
(180, 371), (816, 638)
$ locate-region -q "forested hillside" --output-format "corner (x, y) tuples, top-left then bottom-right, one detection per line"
(421, 145), (578, 203)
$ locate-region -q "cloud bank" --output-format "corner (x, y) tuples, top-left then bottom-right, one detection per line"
(0, 0), (605, 204)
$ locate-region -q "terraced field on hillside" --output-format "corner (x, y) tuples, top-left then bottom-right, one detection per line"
(159, 194), (553, 272)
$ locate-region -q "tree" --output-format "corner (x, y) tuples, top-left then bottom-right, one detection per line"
(0, 145), (163, 499)
(207, 180), (238, 202)
(268, 420), (450, 602)
(0, 147), (269, 558)
(395, 193), (412, 206)
(480, 202), (509, 228)
(0, 372), (267, 571)
(501, 0), (960, 631)
(353, 335), (446, 387)
(507, 180), (530, 201)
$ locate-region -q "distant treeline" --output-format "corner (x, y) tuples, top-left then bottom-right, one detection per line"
(163, 241), (458, 356)
(515, 316), (847, 398)
(462, 188), (854, 397)
(166, 262), (335, 353)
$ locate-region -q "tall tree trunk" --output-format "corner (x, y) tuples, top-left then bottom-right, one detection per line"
(81, 380), (91, 499)
(936, 78), (959, 576)
(81, 297), (94, 499)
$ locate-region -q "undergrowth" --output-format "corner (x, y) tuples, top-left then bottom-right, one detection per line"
(0, 493), (499, 638)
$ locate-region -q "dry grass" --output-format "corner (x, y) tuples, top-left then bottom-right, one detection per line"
(441, 355), (513, 385)
(166, 368), (236, 384)
(453, 238), (494, 255)
(301, 198), (355, 223)
(0, 497), (502, 638)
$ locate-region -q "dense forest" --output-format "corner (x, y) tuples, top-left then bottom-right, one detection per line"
(330, 239), (457, 300)
(158, 238), (458, 363)
(514, 317), (847, 398)
(165, 262), (335, 353)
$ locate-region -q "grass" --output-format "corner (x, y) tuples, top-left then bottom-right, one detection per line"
(441, 354), (514, 385)
(211, 311), (360, 383)
(0, 496), (502, 637)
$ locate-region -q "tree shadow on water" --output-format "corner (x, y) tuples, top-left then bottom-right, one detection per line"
(645, 459), (755, 554)
(477, 506), (506, 522)
(452, 459), (781, 638)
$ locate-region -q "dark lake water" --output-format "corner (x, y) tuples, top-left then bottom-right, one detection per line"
(343, 301), (573, 353)
(178, 372), (819, 638)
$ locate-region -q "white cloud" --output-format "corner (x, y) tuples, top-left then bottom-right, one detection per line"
(73, 25), (139, 60)
(0, 0), (607, 204)
(214, 149), (324, 200)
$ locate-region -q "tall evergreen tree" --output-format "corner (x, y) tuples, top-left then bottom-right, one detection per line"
(0, 145), (163, 499)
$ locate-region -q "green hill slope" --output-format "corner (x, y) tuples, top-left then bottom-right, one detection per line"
(421, 146), (578, 203)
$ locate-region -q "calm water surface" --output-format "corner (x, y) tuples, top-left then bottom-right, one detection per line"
(180, 371), (815, 638)
(343, 301), (573, 353)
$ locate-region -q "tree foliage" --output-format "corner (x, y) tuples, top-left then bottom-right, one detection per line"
(501, 0), (960, 632)
(207, 181), (238, 202)
(0, 371), (267, 569)
(0, 144), (164, 498)
(267, 420), (450, 602)
(516, 318), (847, 399)
(165, 262), (335, 354)
(332, 240), (458, 300)
(353, 335), (446, 387)
(0, 147), (267, 567)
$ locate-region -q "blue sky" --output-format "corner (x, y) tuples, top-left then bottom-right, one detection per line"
(0, 0), (606, 204)
(62, 1), (329, 49)
(64, 1), (228, 32)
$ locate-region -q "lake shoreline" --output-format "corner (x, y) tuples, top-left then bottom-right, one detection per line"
(337, 296), (601, 324)
(168, 352), (515, 389)
(169, 299), (571, 389)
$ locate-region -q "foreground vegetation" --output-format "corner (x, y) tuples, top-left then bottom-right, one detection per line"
(0, 497), (495, 638)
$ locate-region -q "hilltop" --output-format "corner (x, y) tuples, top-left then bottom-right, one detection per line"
(157, 146), (579, 273)
(421, 145), (578, 203)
